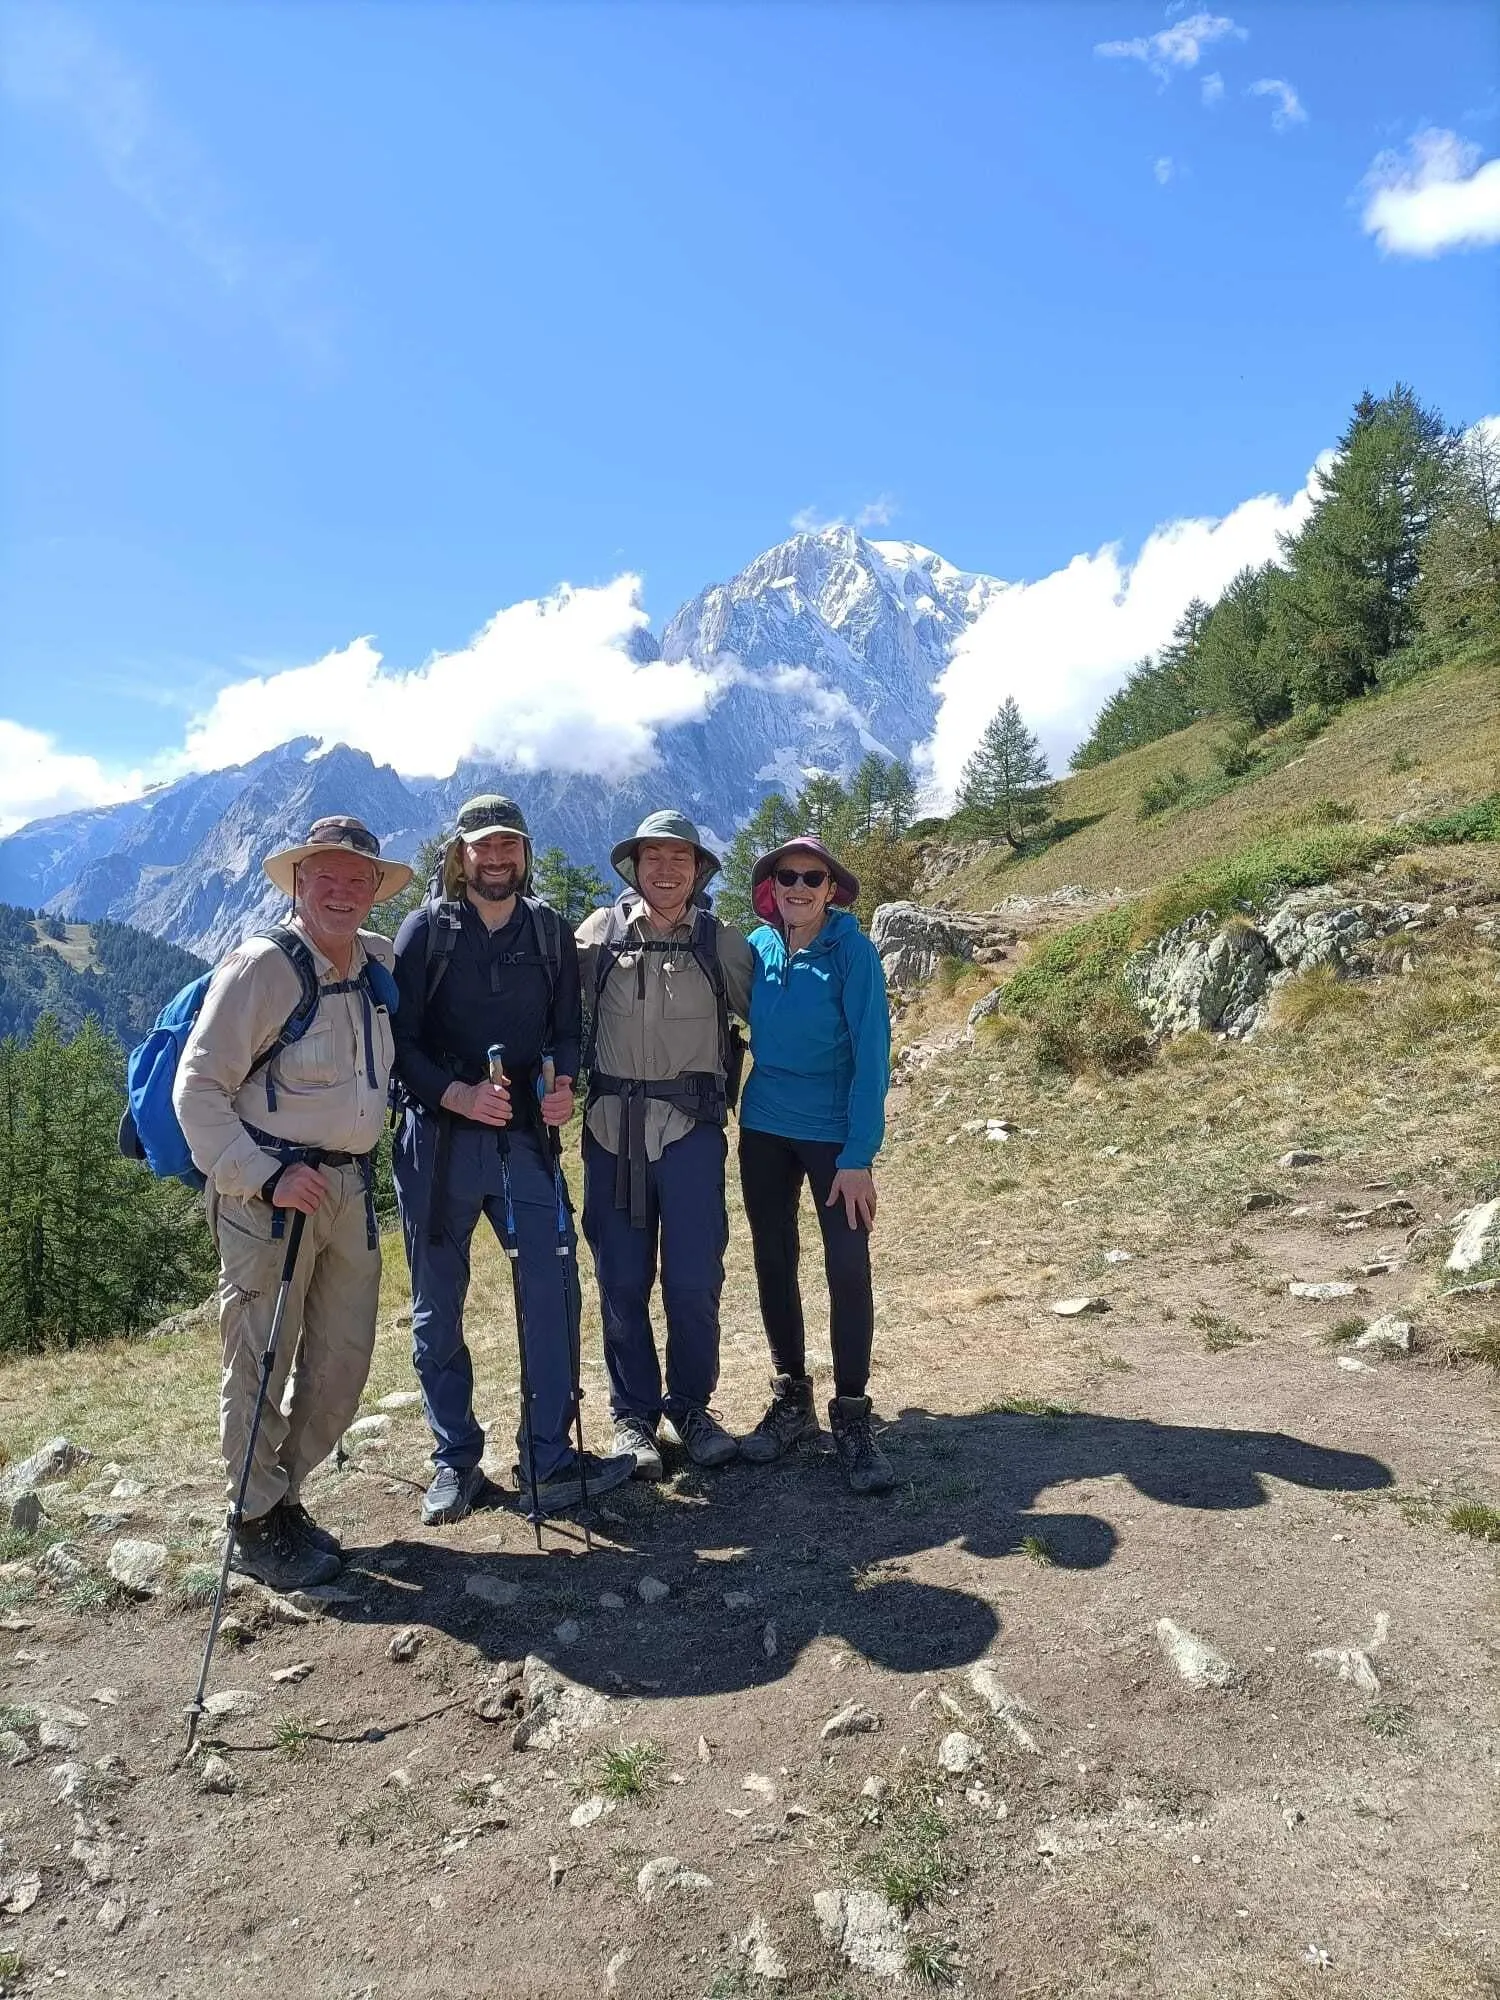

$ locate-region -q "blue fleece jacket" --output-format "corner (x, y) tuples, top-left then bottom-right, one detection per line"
(739, 909), (891, 1170)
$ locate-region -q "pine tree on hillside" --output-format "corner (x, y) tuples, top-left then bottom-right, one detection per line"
(953, 698), (1056, 848)
(1194, 564), (1289, 727)
(881, 759), (920, 838)
(1416, 422), (1500, 645)
(718, 791), (804, 930)
(1269, 384), (1455, 706)
(369, 834), (446, 937)
(797, 773), (851, 845)
(533, 847), (611, 924)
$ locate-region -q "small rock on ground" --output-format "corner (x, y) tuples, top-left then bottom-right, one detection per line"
(387, 1627), (423, 1662)
(344, 1414), (390, 1440)
(96, 1897), (128, 1935)
(0, 1436), (90, 1503)
(199, 1754), (236, 1794)
(1354, 1315), (1412, 1353)
(8, 1493), (43, 1534)
(821, 1702), (880, 1741)
(636, 1575), (669, 1603)
(465, 1574), (520, 1608)
(375, 1391), (424, 1412)
(1447, 1197), (1500, 1275)
(107, 1538), (168, 1595)
(1052, 1296), (1110, 1317)
(271, 1663), (314, 1684)
(1289, 1281), (1359, 1300)
(813, 1886), (906, 1979)
(203, 1688), (262, 1719)
(636, 1856), (712, 1902)
(938, 1730), (982, 1774)
(1156, 1618), (1239, 1690)
(738, 1914), (789, 1983)
(1279, 1150), (1324, 1167)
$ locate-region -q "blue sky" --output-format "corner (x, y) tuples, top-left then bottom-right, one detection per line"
(1, 0), (1497, 822)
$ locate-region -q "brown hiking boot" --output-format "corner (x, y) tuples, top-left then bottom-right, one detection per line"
(739, 1375), (819, 1465)
(229, 1500), (342, 1591)
(827, 1396), (895, 1495)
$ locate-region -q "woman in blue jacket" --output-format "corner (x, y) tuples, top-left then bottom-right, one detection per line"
(737, 836), (894, 1493)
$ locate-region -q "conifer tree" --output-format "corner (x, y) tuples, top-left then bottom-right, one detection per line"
(953, 698), (1056, 848)
(1416, 421), (1500, 645)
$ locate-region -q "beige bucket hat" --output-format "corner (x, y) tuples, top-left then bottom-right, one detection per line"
(262, 815), (414, 901)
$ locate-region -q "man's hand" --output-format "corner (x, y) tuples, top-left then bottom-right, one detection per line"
(442, 1078), (512, 1127)
(539, 1075), (575, 1128)
(269, 1163), (332, 1215)
(826, 1167), (877, 1233)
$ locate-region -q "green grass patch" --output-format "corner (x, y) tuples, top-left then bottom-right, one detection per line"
(1018, 1532), (1054, 1567)
(906, 1940), (959, 1988)
(859, 1797), (952, 1916)
(1448, 1501), (1500, 1543)
(1321, 1316), (1366, 1347)
(1190, 1307), (1251, 1352)
(985, 1396), (1074, 1419)
(589, 1738), (665, 1803)
(1362, 1702), (1413, 1740)
(273, 1715), (314, 1759)
(0, 1703), (37, 1732)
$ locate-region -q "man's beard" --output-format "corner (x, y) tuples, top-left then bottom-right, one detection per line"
(467, 866), (521, 903)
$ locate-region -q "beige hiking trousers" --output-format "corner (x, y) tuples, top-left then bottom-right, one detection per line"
(208, 1163), (382, 1519)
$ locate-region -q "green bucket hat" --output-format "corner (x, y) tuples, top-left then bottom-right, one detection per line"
(610, 809), (721, 888)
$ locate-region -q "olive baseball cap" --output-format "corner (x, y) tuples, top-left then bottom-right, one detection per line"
(453, 795), (531, 845)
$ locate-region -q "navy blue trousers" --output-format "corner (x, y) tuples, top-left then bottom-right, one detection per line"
(581, 1121), (728, 1424)
(394, 1110), (580, 1482)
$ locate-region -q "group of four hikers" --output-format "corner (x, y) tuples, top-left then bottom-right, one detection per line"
(172, 797), (895, 1593)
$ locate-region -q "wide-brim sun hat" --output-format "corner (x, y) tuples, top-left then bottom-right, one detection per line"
(611, 809), (721, 888)
(751, 836), (859, 923)
(263, 815), (413, 902)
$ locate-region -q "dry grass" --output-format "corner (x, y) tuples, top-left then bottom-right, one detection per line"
(1271, 966), (1373, 1033)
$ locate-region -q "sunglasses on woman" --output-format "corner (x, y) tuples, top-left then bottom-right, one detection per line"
(775, 867), (828, 888)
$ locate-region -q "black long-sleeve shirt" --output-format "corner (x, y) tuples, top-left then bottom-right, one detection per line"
(392, 898), (582, 1117)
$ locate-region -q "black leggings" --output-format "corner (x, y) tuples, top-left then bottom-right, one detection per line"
(737, 1126), (874, 1399)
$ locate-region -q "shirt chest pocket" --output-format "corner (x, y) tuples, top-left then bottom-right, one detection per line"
(274, 1019), (342, 1093)
(659, 953), (713, 1022)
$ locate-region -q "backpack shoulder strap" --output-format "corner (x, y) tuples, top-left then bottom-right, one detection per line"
(582, 898), (635, 1073)
(689, 907), (731, 1071)
(424, 897), (464, 1004)
(522, 898), (564, 995)
(245, 925), (322, 1080)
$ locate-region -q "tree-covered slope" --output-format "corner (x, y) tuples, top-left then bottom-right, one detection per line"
(0, 905), (207, 1045)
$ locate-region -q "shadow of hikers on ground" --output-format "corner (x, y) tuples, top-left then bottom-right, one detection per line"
(319, 1408), (1392, 1702)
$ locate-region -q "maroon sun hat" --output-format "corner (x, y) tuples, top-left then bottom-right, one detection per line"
(750, 836), (860, 923)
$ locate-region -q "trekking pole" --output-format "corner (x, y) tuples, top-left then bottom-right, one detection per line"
(540, 1055), (591, 1552)
(185, 1204), (308, 1754)
(490, 1045), (543, 1550)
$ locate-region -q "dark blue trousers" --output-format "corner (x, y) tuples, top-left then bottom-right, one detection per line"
(394, 1110), (579, 1483)
(581, 1121), (728, 1424)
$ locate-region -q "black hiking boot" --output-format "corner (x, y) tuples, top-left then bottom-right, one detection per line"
(284, 1499), (341, 1557)
(827, 1396), (895, 1496)
(610, 1414), (664, 1482)
(229, 1500), (342, 1591)
(515, 1450), (635, 1517)
(739, 1375), (819, 1465)
(421, 1463), (501, 1527)
(661, 1406), (739, 1469)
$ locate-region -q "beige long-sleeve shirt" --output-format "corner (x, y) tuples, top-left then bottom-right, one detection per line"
(576, 896), (752, 1162)
(173, 919), (396, 1199)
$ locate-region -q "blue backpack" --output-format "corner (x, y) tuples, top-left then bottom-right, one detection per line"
(118, 925), (396, 1189)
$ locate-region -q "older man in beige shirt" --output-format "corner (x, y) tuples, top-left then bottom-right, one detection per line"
(174, 816), (410, 1592)
(576, 811), (752, 1480)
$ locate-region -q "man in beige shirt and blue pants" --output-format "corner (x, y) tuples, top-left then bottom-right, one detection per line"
(173, 816), (410, 1593)
(576, 812), (753, 1478)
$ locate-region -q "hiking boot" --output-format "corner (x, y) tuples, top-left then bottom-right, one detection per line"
(229, 1500), (342, 1592)
(421, 1463), (501, 1527)
(662, 1406), (739, 1469)
(610, 1414), (664, 1482)
(739, 1375), (819, 1465)
(516, 1450), (636, 1517)
(827, 1396), (895, 1496)
(284, 1499), (341, 1557)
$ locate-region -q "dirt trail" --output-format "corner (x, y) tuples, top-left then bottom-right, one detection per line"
(1, 1140), (1497, 2000)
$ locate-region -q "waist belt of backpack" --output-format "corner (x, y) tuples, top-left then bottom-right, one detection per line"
(421, 1058), (541, 1246)
(587, 1071), (724, 1229)
(242, 1120), (378, 1250)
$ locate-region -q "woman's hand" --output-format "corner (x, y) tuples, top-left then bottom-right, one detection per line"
(826, 1167), (877, 1233)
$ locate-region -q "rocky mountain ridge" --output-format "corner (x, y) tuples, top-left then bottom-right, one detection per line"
(0, 526), (1000, 958)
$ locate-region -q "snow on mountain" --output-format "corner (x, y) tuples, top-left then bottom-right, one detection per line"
(0, 526), (1003, 956)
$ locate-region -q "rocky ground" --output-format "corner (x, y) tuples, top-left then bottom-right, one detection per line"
(1, 882), (1498, 2000)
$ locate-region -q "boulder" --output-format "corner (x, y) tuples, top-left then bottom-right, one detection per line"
(1156, 1618), (1238, 1690)
(107, 1539), (168, 1596)
(813, 1887), (906, 1980)
(1262, 886), (1429, 974)
(1447, 1198), (1500, 1276)
(0, 1436), (91, 1503)
(1125, 914), (1275, 1039)
(868, 902), (973, 990)
(1354, 1315), (1412, 1353)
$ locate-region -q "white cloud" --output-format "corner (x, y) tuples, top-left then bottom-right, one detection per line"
(919, 465), (1324, 800)
(1361, 128), (1500, 256)
(791, 496), (896, 534)
(1248, 77), (1307, 130)
(0, 5), (332, 367)
(1096, 13), (1246, 75)
(1154, 156), (1177, 185)
(1201, 71), (1224, 106)
(0, 720), (141, 837)
(169, 575), (721, 784)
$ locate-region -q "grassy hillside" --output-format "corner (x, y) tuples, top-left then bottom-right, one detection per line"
(0, 904), (207, 1044)
(931, 643), (1500, 909)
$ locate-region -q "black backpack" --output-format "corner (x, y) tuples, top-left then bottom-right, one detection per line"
(582, 894), (744, 1107)
(422, 891), (565, 1007)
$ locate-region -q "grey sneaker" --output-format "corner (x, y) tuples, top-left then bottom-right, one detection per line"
(516, 1451), (636, 1516)
(283, 1499), (341, 1557)
(663, 1406), (739, 1469)
(827, 1396), (895, 1495)
(422, 1463), (501, 1527)
(739, 1375), (819, 1465)
(230, 1501), (342, 1591)
(610, 1414), (664, 1482)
